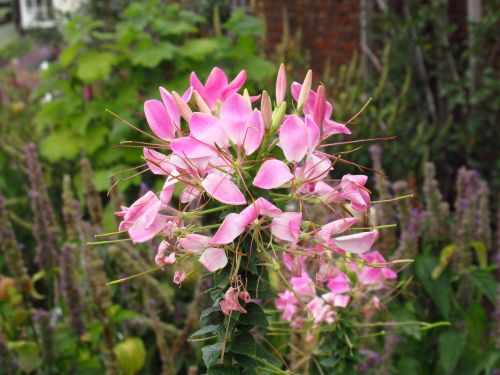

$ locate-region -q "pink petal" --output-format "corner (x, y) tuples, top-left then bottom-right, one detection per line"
(220, 94), (253, 147)
(317, 217), (358, 243)
(128, 214), (168, 243)
(253, 159), (293, 189)
(178, 234), (211, 253)
(326, 272), (350, 294)
(238, 204), (260, 227)
(160, 178), (175, 204)
(271, 212), (302, 243)
(159, 87), (181, 127)
(199, 247), (228, 272)
(210, 213), (246, 245)
(143, 148), (172, 175)
(222, 70), (246, 100)
(173, 270), (186, 285)
(242, 110), (264, 155)
(323, 119), (351, 137)
(170, 136), (216, 159)
(279, 115), (309, 162)
(189, 112), (228, 147)
(204, 67), (228, 100)
(255, 197), (282, 217)
(333, 230), (379, 254)
(202, 173), (246, 205)
(144, 99), (175, 141)
(305, 116), (320, 151)
(313, 85), (326, 126)
(180, 185), (201, 203)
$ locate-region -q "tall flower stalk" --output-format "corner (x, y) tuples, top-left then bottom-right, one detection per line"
(101, 65), (408, 372)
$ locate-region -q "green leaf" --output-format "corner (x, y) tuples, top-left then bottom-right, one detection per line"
(415, 255), (453, 319)
(230, 332), (256, 356)
(438, 330), (466, 374)
(180, 38), (219, 60)
(202, 343), (223, 368)
(76, 51), (117, 83)
(8, 341), (42, 373)
(238, 303), (268, 328)
(244, 56), (275, 82)
(130, 41), (176, 68)
(431, 244), (456, 279)
(470, 241), (487, 269)
(113, 338), (146, 375)
(40, 129), (82, 162)
(189, 324), (220, 340)
(470, 270), (496, 304)
(207, 364), (239, 375)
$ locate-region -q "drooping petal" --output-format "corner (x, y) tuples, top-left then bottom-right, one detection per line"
(202, 173), (246, 205)
(199, 247), (228, 272)
(189, 112), (228, 147)
(317, 217), (358, 243)
(279, 115), (309, 162)
(333, 230), (379, 254)
(255, 197), (282, 217)
(128, 214), (168, 244)
(144, 99), (175, 140)
(143, 148), (172, 175)
(323, 119), (351, 137)
(220, 94), (253, 147)
(271, 212), (302, 243)
(210, 213), (245, 245)
(253, 159), (293, 189)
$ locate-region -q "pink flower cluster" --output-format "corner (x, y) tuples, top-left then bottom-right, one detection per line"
(115, 65), (397, 319)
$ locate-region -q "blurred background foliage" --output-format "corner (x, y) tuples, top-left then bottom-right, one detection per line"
(0, 0), (498, 374)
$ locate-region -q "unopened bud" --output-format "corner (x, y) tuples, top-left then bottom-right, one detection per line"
(172, 91), (192, 122)
(239, 290), (251, 303)
(243, 89), (252, 107)
(261, 91), (272, 130)
(270, 102), (287, 134)
(192, 90), (211, 114)
(276, 63), (287, 106)
(296, 69), (312, 115)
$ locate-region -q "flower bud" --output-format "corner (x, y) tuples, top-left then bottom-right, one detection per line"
(296, 69), (312, 115)
(270, 101), (287, 134)
(261, 91), (272, 130)
(239, 290), (251, 303)
(276, 63), (287, 106)
(192, 89), (211, 115)
(313, 84), (326, 127)
(172, 91), (192, 122)
(243, 89), (252, 107)
(173, 270), (186, 285)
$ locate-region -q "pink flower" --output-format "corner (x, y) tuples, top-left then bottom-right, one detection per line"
(155, 241), (176, 267)
(275, 290), (298, 321)
(358, 251), (397, 285)
(202, 172), (246, 205)
(239, 290), (251, 304)
(253, 159), (293, 189)
(316, 217), (358, 243)
(326, 272), (351, 294)
(290, 272), (316, 297)
(271, 212), (302, 243)
(340, 174), (371, 212)
(279, 115), (309, 162)
(306, 297), (335, 324)
(173, 270), (186, 285)
(190, 67), (246, 110)
(144, 99), (176, 141)
(220, 287), (247, 316)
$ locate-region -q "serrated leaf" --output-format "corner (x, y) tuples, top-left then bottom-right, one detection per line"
(202, 343), (223, 368)
(76, 51), (117, 82)
(230, 332), (256, 356)
(238, 303), (268, 328)
(438, 330), (466, 374)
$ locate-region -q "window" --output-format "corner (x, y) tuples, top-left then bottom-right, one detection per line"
(19, 0), (55, 29)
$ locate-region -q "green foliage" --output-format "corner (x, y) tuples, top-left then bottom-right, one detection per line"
(32, 0), (273, 193)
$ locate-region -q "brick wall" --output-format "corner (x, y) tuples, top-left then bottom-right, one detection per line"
(255, 0), (360, 76)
